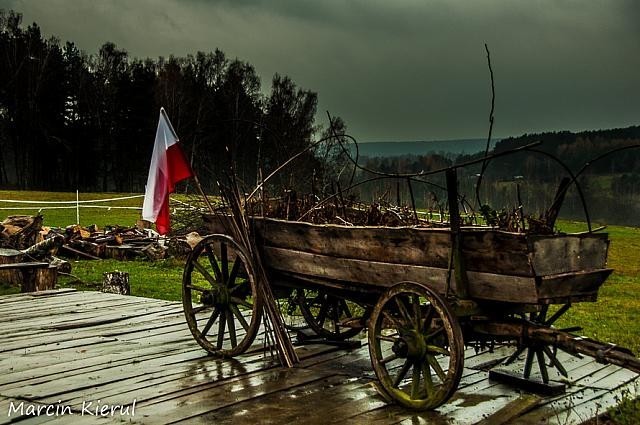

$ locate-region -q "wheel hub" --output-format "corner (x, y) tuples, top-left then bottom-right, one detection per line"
(200, 286), (230, 307)
(394, 329), (428, 361)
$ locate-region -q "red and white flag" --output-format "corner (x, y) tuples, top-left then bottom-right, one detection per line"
(142, 108), (193, 235)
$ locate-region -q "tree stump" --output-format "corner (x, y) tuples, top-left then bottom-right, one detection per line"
(0, 248), (57, 292)
(21, 266), (57, 292)
(102, 271), (130, 295)
(0, 248), (25, 286)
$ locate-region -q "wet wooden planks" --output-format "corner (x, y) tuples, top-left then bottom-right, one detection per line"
(0, 290), (637, 424)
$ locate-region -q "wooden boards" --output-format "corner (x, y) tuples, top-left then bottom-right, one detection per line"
(1, 290), (636, 424)
(263, 246), (540, 303)
(530, 233), (609, 276)
(205, 215), (612, 304)
(206, 216), (535, 277)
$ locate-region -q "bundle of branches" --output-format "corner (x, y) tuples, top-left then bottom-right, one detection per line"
(169, 193), (216, 235)
(217, 174), (299, 367)
(243, 191), (454, 228)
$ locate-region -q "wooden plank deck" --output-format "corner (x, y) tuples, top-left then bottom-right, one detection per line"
(0, 290), (637, 424)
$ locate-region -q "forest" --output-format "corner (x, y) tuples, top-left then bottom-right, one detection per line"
(0, 10), (332, 194)
(356, 126), (640, 226)
(2, 9), (639, 226)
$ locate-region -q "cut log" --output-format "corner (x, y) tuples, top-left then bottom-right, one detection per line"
(167, 238), (192, 259)
(104, 245), (139, 260)
(102, 271), (130, 295)
(0, 247), (57, 292)
(0, 215), (43, 249)
(185, 232), (203, 249)
(61, 244), (101, 260)
(49, 256), (72, 274)
(136, 219), (152, 229)
(141, 243), (166, 261)
(67, 240), (104, 258)
(0, 248), (25, 286)
(22, 265), (57, 292)
(21, 235), (64, 259)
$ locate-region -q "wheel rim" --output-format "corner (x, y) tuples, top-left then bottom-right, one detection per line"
(368, 282), (464, 410)
(299, 289), (363, 340)
(183, 234), (262, 356)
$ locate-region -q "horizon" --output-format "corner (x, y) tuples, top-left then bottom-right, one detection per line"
(359, 123), (640, 144)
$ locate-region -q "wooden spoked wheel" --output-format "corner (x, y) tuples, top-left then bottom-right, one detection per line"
(503, 304), (575, 382)
(183, 234), (262, 357)
(368, 282), (464, 410)
(279, 289), (312, 332)
(298, 289), (363, 340)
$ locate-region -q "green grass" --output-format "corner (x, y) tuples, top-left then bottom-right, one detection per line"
(0, 190), (202, 228)
(607, 383), (640, 425)
(556, 220), (640, 353)
(0, 190), (144, 228)
(59, 258), (185, 301)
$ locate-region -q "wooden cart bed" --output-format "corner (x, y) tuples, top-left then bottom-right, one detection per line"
(203, 215), (611, 304)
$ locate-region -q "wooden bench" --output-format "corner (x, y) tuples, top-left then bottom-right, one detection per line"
(0, 252), (57, 293)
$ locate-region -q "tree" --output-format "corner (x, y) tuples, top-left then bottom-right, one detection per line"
(261, 73), (319, 194)
(0, 9), (343, 198)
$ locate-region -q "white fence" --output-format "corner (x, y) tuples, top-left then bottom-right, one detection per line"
(0, 193), (144, 223)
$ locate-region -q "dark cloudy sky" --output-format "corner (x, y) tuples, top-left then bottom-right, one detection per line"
(4, 0), (639, 141)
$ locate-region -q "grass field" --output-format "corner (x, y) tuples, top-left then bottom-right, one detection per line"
(555, 221), (640, 353)
(0, 190), (145, 228)
(0, 191), (638, 354)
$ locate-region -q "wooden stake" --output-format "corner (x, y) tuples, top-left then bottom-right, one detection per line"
(191, 174), (215, 214)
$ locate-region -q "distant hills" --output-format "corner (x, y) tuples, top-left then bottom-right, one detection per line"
(354, 125), (640, 226)
(355, 139), (490, 157)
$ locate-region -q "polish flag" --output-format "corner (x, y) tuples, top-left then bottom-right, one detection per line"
(142, 108), (193, 235)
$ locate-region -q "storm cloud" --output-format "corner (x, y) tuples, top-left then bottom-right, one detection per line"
(4, 0), (639, 141)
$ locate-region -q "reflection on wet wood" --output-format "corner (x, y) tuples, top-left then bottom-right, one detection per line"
(0, 290), (636, 425)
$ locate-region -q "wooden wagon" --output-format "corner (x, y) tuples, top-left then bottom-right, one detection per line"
(180, 177), (640, 410)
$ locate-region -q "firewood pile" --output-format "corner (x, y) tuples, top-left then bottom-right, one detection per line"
(0, 215), (43, 249)
(0, 215), (170, 265)
(48, 224), (167, 261)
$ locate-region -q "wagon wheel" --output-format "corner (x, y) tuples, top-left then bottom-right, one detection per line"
(298, 289), (364, 340)
(502, 303), (578, 382)
(368, 282), (464, 410)
(183, 234), (262, 357)
(278, 289), (311, 332)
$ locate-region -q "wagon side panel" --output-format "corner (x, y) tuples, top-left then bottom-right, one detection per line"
(260, 218), (534, 277)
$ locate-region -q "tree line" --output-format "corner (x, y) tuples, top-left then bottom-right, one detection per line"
(351, 126), (640, 226)
(0, 10), (335, 194)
